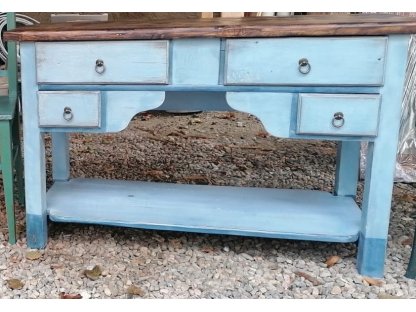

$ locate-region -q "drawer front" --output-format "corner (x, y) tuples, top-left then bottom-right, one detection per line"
(38, 91), (100, 127)
(36, 41), (169, 84)
(225, 37), (386, 86)
(296, 94), (381, 136)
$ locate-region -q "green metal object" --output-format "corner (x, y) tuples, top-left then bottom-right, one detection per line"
(405, 232), (416, 279)
(0, 12), (25, 244)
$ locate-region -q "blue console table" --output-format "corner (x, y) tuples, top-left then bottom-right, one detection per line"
(5, 14), (416, 277)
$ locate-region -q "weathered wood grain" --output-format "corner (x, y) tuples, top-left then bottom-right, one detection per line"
(5, 14), (416, 41)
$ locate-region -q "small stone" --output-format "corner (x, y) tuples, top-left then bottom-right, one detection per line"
(236, 122), (244, 127)
(80, 291), (91, 299)
(104, 288), (112, 296)
(240, 253), (254, 261)
(194, 289), (202, 296)
(320, 270), (331, 278)
(331, 286), (342, 295)
(160, 289), (169, 294)
(223, 246), (230, 252)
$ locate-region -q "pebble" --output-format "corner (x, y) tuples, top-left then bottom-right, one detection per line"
(331, 286), (342, 295)
(104, 288), (112, 296)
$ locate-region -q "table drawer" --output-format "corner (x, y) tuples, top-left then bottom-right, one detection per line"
(38, 91), (100, 127)
(224, 37), (387, 86)
(296, 94), (381, 136)
(35, 41), (169, 84)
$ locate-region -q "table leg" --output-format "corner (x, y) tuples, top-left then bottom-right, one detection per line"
(21, 43), (48, 248)
(52, 132), (70, 181)
(356, 35), (409, 277)
(334, 141), (360, 198)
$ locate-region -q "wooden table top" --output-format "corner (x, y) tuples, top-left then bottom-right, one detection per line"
(5, 14), (416, 41)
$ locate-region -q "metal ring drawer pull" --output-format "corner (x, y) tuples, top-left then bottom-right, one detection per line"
(332, 112), (345, 128)
(298, 58), (311, 74)
(63, 107), (73, 121)
(95, 59), (105, 74)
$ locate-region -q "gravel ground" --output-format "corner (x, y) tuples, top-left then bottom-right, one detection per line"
(0, 111), (415, 299)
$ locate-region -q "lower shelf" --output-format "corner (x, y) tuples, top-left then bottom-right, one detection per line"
(47, 178), (361, 243)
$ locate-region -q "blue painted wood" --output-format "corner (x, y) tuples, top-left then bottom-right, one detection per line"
(297, 94), (381, 136)
(17, 31), (411, 277)
(36, 41), (169, 84)
(39, 84), (381, 94)
(26, 213), (48, 249)
(357, 233), (387, 278)
(38, 91), (165, 133)
(171, 39), (221, 85)
(51, 133), (70, 181)
(47, 178), (361, 242)
(226, 92), (294, 138)
(38, 91), (101, 127)
(357, 35), (410, 277)
(159, 92), (230, 112)
(334, 141), (361, 197)
(20, 42), (48, 248)
(225, 37), (387, 86)
(104, 91), (165, 132)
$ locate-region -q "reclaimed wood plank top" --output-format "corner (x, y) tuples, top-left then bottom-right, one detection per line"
(5, 14), (416, 41)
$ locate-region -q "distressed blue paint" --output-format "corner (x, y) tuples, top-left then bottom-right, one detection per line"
(171, 39), (221, 85)
(38, 84), (381, 94)
(21, 42), (47, 220)
(47, 178), (361, 243)
(38, 91), (165, 133)
(334, 141), (361, 197)
(104, 91), (165, 131)
(225, 37), (387, 86)
(17, 31), (410, 278)
(226, 92), (293, 138)
(159, 92), (230, 112)
(357, 35), (410, 276)
(51, 133), (70, 181)
(297, 94), (381, 136)
(26, 213), (48, 249)
(36, 41), (169, 84)
(38, 91), (101, 127)
(357, 233), (386, 278)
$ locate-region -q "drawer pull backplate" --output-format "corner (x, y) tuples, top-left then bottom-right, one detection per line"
(332, 112), (345, 128)
(63, 107), (73, 121)
(298, 58), (311, 74)
(95, 59), (105, 74)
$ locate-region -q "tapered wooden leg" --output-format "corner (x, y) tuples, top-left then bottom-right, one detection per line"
(334, 141), (360, 198)
(51, 132), (70, 181)
(21, 43), (48, 248)
(356, 35), (409, 277)
(0, 121), (16, 244)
